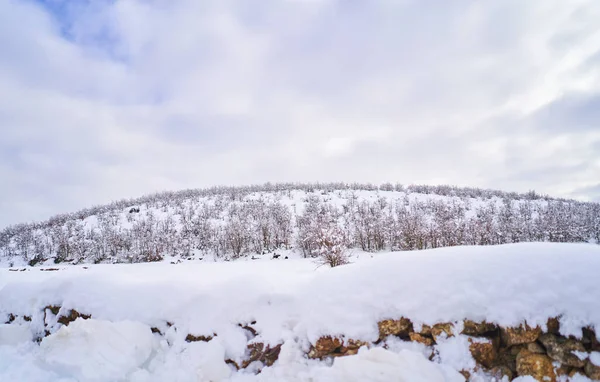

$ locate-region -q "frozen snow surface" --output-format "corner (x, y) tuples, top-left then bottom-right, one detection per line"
(1, 242), (599, 381)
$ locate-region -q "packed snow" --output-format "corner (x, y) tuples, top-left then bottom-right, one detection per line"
(1, 242), (600, 381)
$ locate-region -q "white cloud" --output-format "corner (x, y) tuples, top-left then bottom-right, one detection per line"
(1, 0), (600, 226)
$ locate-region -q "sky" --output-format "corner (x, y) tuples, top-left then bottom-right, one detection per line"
(1, 0), (600, 228)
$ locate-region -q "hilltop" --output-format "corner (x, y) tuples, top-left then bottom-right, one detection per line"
(1, 183), (599, 267)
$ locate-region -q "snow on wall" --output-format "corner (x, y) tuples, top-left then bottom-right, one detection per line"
(1, 243), (600, 381)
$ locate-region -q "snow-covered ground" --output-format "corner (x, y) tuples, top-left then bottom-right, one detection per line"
(1, 242), (600, 381)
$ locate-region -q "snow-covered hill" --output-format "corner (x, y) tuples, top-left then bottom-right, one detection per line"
(1, 183), (599, 267)
(1, 243), (600, 381)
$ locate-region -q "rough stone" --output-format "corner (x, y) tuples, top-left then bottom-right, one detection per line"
(57, 309), (91, 326)
(431, 323), (454, 341)
(308, 336), (343, 359)
(516, 349), (556, 382)
(243, 343), (282, 368)
(185, 333), (215, 342)
(377, 318), (413, 340)
(583, 327), (600, 352)
(527, 342), (546, 354)
(490, 365), (513, 381)
(585, 360), (600, 380)
(462, 320), (498, 336)
(501, 324), (542, 347)
(469, 341), (497, 368)
(410, 332), (434, 347)
(339, 339), (369, 356)
(538, 333), (586, 368)
(497, 345), (524, 374)
(546, 317), (560, 335)
(555, 364), (572, 377)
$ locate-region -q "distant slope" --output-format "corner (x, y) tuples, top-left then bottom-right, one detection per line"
(1, 183), (599, 266)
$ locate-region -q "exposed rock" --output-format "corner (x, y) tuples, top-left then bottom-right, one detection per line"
(583, 327), (600, 352)
(469, 341), (497, 368)
(516, 349), (556, 382)
(458, 369), (471, 380)
(501, 324), (541, 347)
(225, 359), (240, 370)
(308, 336), (343, 359)
(151, 327), (162, 335)
(5, 313), (15, 324)
(239, 323), (258, 338)
(490, 365), (513, 381)
(377, 318), (413, 340)
(538, 333), (586, 368)
(555, 364), (572, 377)
(585, 360), (600, 380)
(23, 316), (31, 322)
(431, 323), (454, 341)
(546, 317), (560, 335)
(242, 343), (282, 368)
(462, 320), (498, 336)
(570, 368), (586, 378)
(527, 342), (546, 354)
(497, 345), (524, 374)
(339, 339), (369, 356)
(185, 333), (215, 342)
(57, 309), (91, 326)
(410, 332), (434, 346)
(45, 305), (61, 316)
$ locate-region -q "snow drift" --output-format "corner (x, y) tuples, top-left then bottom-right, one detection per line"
(1, 242), (600, 381)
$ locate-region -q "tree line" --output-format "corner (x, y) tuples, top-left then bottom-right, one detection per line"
(0, 183), (598, 266)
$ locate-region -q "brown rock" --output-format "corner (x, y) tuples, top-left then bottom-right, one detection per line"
(185, 333), (215, 342)
(490, 365), (513, 381)
(516, 349), (556, 382)
(410, 332), (434, 347)
(225, 359), (240, 370)
(458, 369), (470, 380)
(462, 320), (498, 336)
(585, 360), (600, 380)
(57, 309), (91, 326)
(538, 333), (586, 368)
(308, 336), (343, 359)
(583, 327), (600, 352)
(431, 323), (454, 341)
(570, 368), (585, 378)
(420, 324), (433, 337)
(45, 305), (61, 316)
(555, 364), (572, 376)
(242, 343), (282, 368)
(501, 324), (542, 347)
(377, 318), (413, 340)
(339, 339), (369, 356)
(546, 317), (560, 335)
(469, 341), (497, 368)
(497, 345), (524, 375)
(527, 342), (546, 354)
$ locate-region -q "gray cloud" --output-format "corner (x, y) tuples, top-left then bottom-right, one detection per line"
(1, 0), (600, 227)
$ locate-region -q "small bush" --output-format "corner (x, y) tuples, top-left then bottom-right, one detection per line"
(313, 226), (349, 268)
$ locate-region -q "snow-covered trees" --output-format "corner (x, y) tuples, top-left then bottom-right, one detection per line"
(0, 183), (598, 266)
(313, 225), (349, 268)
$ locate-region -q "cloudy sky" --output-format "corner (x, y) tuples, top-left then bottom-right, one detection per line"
(1, 0), (600, 227)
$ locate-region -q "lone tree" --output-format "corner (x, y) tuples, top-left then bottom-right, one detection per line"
(311, 225), (349, 268)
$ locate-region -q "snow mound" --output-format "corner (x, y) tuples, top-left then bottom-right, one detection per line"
(40, 319), (156, 381)
(0, 324), (32, 346)
(324, 348), (463, 382)
(1, 243), (600, 381)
